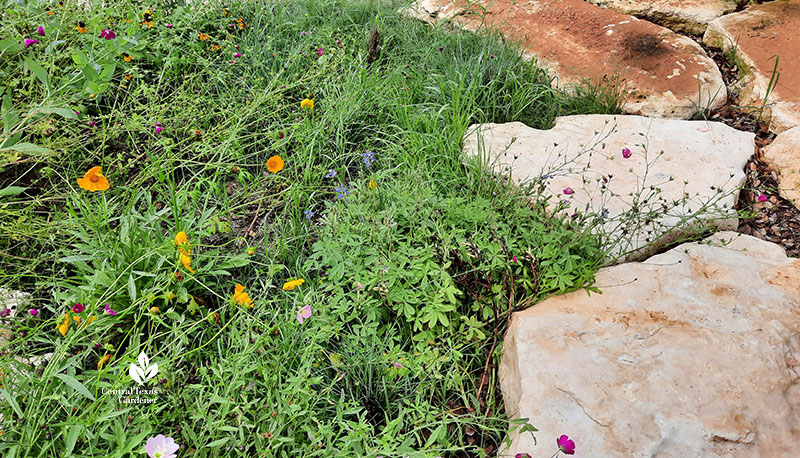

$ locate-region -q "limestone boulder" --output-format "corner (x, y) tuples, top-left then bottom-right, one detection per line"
(586, 0), (737, 34)
(402, 0), (726, 119)
(499, 232), (800, 457)
(704, 0), (800, 133)
(463, 115), (754, 261)
(763, 126), (800, 208)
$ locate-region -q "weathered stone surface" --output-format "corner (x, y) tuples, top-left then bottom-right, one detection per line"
(463, 115), (754, 260)
(0, 288), (28, 344)
(704, 0), (800, 133)
(499, 232), (800, 457)
(764, 126), (800, 207)
(402, 0), (726, 119)
(587, 0), (737, 34)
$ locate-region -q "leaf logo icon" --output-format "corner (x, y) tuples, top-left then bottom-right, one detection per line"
(129, 352), (159, 385)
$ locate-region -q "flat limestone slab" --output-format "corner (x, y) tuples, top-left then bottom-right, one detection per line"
(586, 0), (737, 34)
(463, 115), (754, 261)
(704, 0), (800, 133)
(764, 125), (800, 207)
(500, 232), (800, 457)
(402, 0), (726, 119)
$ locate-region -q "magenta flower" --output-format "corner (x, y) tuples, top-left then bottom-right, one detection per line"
(72, 303), (85, 313)
(514, 454), (532, 458)
(145, 435), (179, 458)
(154, 124), (163, 134)
(100, 29), (116, 39)
(104, 303), (117, 316)
(512, 255), (517, 263)
(392, 362), (403, 369)
(757, 193), (767, 202)
(24, 39), (40, 48)
(622, 147), (632, 158)
(29, 309), (39, 316)
(563, 187), (575, 195)
(37, 26), (46, 36)
(317, 48), (324, 56)
(87, 121), (96, 127)
(234, 52), (241, 58)
(336, 39), (341, 45)
(0, 309), (10, 318)
(556, 435), (576, 455)
(296, 305), (312, 324)
(166, 24), (173, 28)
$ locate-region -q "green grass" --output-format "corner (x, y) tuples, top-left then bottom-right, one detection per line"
(0, 0), (616, 456)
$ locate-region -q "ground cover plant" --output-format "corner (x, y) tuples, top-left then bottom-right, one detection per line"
(0, 0), (619, 456)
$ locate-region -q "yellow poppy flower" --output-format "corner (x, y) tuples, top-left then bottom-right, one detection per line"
(233, 284), (253, 307)
(266, 155), (284, 173)
(174, 231), (191, 255)
(282, 278), (304, 290)
(57, 314), (69, 336)
(181, 253), (195, 273)
(97, 354), (112, 370)
(77, 166), (110, 192)
(300, 98), (314, 110)
(368, 179), (377, 189)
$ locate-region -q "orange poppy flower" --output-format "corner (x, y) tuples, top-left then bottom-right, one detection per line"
(282, 278), (304, 290)
(199, 33), (209, 41)
(233, 284), (253, 307)
(77, 166), (110, 192)
(97, 354), (112, 370)
(180, 253), (195, 273)
(266, 155), (284, 173)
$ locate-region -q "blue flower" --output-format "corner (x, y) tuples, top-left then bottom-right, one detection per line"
(304, 209), (315, 220)
(335, 185), (350, 200)
(362, 150), (376, 167)
(325, 169), (337, 179)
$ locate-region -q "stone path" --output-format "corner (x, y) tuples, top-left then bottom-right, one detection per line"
(703, 0), (800, 133)
(500, 232), (800, 457)
(402, 0), (800, 454)
(463, 115), (754, 261)
(402, 0), (726, 119)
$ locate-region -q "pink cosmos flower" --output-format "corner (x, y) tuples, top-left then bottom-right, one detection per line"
(37, 26), (46, 36)
(233, 52), (241, 57)
(556, 435), (576, 455)
(622, 147), (632, 158)
(317, 48), (324, 56)
(29, 309), (39, 316)
(24, 39), (40, 48)
(757, 193), (767, 202)
(145, 435), (179, 458)
(72, 303), (85, 313)
(563, 187), (575, 195)
(296, 305), (312, 324)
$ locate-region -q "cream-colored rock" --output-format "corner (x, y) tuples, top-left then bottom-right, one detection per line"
(587, 0), (737, 34)
(703, 1), (800, 133)
(500, 232), (800, 457)
(764, 126), (800, 207)
(402, 0), (726, 119)
(463, 115), (754, 261)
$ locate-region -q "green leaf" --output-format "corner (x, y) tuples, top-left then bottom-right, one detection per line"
(205, 437), (230, 448)
(55, 373), (96, 401)
(0, 186), (27, 197)
(36, 107), (78, 119)
(127, 273), (137, 302)
(0, 142), (48, 154)
(0, 39), (22, 56)
(24, 57), (49, 89)
(64, 425), (81, 455)
(0, 388), (24, 418)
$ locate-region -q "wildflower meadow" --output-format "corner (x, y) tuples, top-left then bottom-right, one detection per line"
(0, 0), (621, 456)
